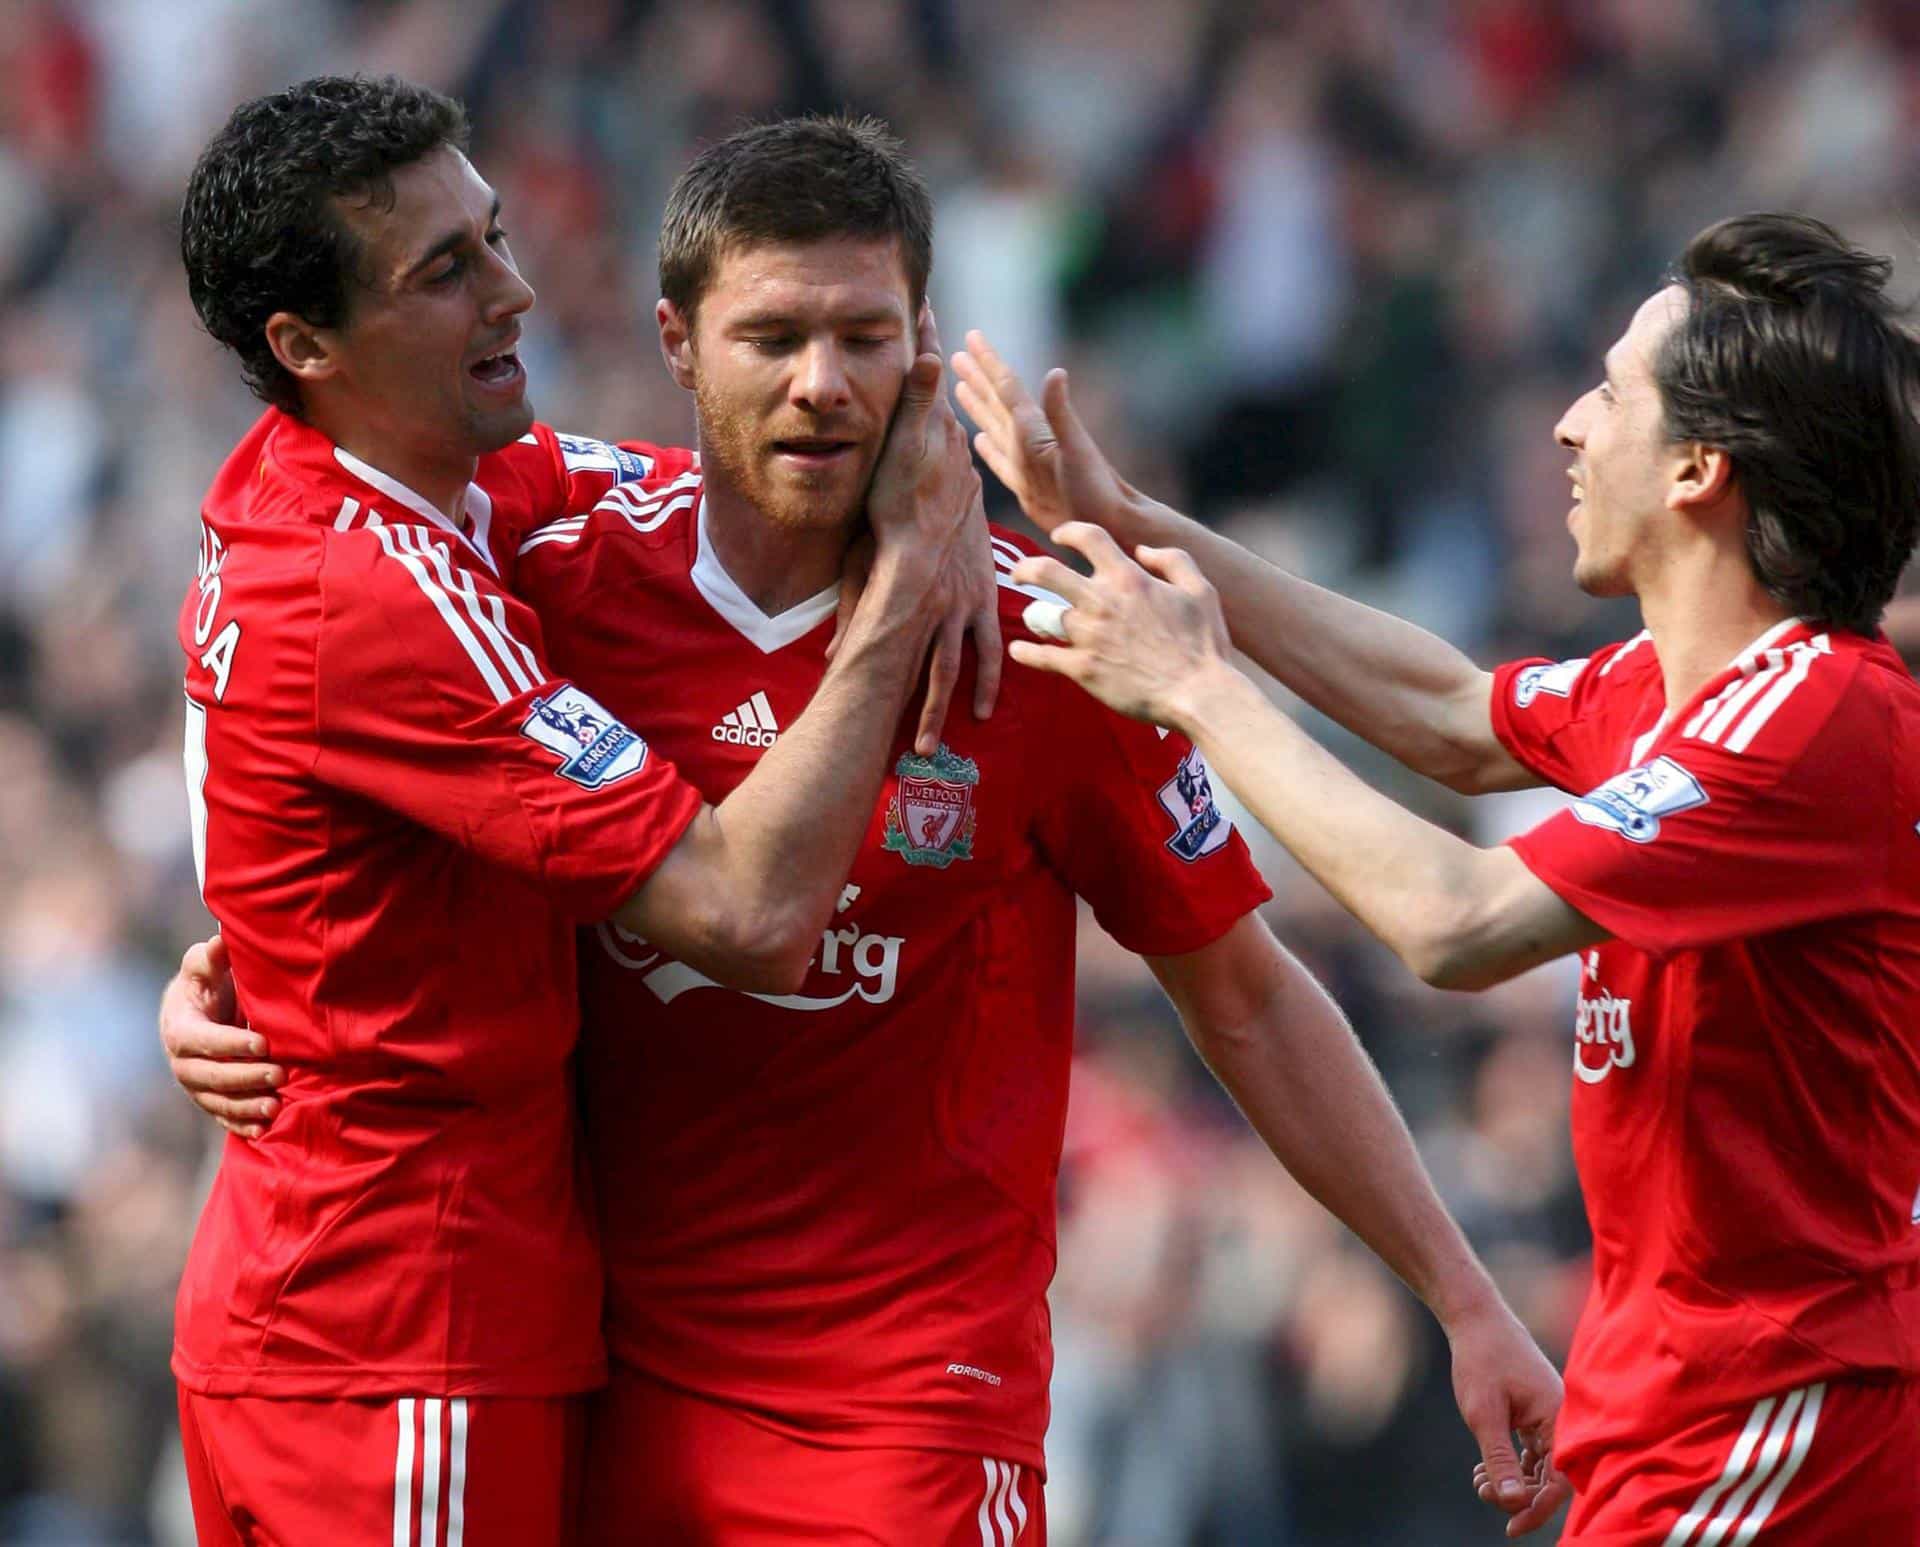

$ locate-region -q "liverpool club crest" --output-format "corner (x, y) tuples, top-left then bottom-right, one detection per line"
(883, 744), (978, 868)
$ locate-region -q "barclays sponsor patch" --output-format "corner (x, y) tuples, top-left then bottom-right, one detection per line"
(1158, 746), (1231, 862)
(556, 433), (651, 485)
(1571, 756), (1707, 843)
(522, 685), (647, 788)
(1512, 657), (1589, 708)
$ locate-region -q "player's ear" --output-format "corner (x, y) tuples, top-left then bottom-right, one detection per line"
(265, 311), (340, 387)
(1667, 440), (1735, 515)
(657, 298), (696, 392)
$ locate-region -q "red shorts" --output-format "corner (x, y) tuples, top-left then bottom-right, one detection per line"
(581, 1362), (1044, 1546)
(1563, 1378), (1920, 1544)
(177, 1386), (584, 1545)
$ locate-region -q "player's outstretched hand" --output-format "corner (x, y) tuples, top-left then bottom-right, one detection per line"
(1006, 522), (1232, 729)
(861, 304), (995, 754)
(952, 330), (1163, 548)
(159, 933), (282, 1140)
(1449, 1301), (1570, 1536)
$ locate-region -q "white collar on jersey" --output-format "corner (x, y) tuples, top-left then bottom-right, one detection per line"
(1725, 614), (1809, 671)
(1627, 614), (1811, 765)
(332, 446), (497, 575)
(688, 494), (839, 654)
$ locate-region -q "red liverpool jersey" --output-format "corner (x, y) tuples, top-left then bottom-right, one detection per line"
(175, 411), (703, 1397)
(514, 462), (1270, 1470)
(1489, 618), (1920, 1490)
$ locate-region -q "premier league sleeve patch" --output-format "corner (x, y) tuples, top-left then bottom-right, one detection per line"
(1570, 755), (1707, 843)
(521, 685), (648, 788)
(1512, 657), (1589, 708)
(1158, 746), (1231, 862)
(555, 433), (651, 485)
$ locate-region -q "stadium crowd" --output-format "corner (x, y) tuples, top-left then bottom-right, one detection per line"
(1, 0), (1916, 1542)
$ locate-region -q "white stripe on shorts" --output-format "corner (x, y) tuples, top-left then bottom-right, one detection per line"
(393, 1398), (416, 1547)
(1007, 1461), (1029, 1539)
(991, 1459), (1016, 1545)
(447, 1399), (468, 1547)
(1662, 1385), (1825, 1546)
(420, 1398), (442, 1547)
(976, 1457), (1029, 1545)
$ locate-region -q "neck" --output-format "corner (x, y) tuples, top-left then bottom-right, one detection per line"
(1636, 543), (1794, 712)
(303, 402), (476, 522)
(700, 469), (853, 615)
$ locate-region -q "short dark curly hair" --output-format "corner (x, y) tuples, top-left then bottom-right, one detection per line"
(659, 115), (933, 327)
(1657, 214), (1920, 634)
(181, 75), (470, 416)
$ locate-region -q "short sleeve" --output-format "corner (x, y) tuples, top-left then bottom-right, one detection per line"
(312, 521), (703, 922)
(1508, 650), (1885, 954)
(1490, 633), (1651, 795)
(480, 427), (672, 562)
(1032, 689), (1271, 957)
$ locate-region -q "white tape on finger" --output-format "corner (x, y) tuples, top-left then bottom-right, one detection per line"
(1023, 598), (1072, 642)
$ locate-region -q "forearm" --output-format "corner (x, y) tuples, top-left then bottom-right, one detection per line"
(1175, 665), (1570, 987)
(1120, 500), (1515, 791)
(722, 561), (932, 893)
(1185, 949), (1499, 1329)
(615, 558), (935, 981)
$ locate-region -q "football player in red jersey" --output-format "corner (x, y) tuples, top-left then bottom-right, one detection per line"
(164, 115), (1564, 1544)
(961, 212), (1920, 1542)
(168, 78), (991, 1547)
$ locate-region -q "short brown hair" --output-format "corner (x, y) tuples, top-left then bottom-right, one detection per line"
(658, 115), (933, 324)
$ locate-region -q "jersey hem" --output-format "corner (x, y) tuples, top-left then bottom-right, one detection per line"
(170, 1349), (608, 1399)
(573, 786), (704, 925)
(608, 1358), (1047, 1475)
(1107, 886), (1272, 961)
(1504, 834), (1670, 957)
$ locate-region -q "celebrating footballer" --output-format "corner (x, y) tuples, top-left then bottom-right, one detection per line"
(161, 81), (1563, 1544)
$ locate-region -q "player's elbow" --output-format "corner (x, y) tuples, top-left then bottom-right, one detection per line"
(740, 921), (818, 995)
(1401, 917), (1519, 992)
(1418, 676), (1525, 796)
(688, 904), (819, 995)
(1433, 754), (1529, 799)
(1181, 1008), (1269, 1069)
(1409, 942), (1502, 992)
(1433, 759), (1503, 798)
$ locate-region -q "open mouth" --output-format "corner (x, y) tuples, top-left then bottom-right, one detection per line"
(469, 350), (523, 390)
(772, 438), (856, 467)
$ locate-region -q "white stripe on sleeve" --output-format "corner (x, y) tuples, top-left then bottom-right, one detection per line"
(372, 526), (513, 703)
(393, 525), (538, 694)
(518, 516), (588, 554)
(1724, 643), (1822, 755)
(1691, 652), (1785, 744)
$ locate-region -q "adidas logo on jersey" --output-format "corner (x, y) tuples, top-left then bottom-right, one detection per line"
(713, 691), (779, 748)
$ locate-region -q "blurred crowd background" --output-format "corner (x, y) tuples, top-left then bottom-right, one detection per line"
(2, 0), (1918, 1542)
